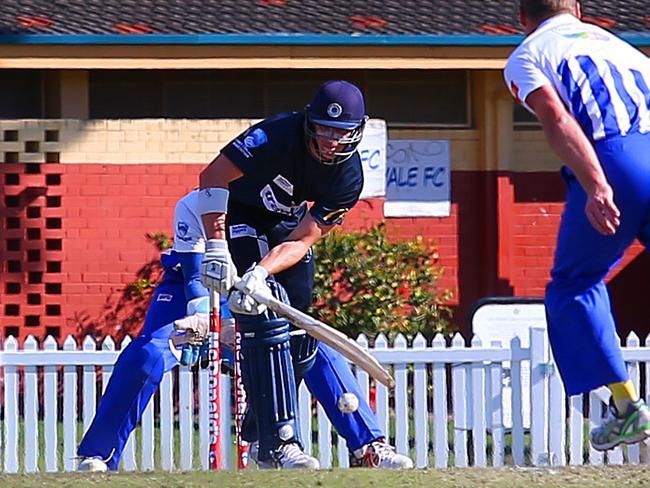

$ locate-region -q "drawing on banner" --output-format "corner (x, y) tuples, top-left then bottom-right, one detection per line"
(357, 119), (387, 200)
(384, 139), (451, 217)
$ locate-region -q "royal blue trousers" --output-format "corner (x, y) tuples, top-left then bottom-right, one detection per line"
(304, 342), (383, 451)
(545, 132), (650, 395)
(78, 273), (383, 468)
(77, 270), (186, 469)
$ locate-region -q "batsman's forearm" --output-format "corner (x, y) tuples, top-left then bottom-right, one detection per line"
(542, 114), (609, 194)
(258, 240), (310, 275)
(201, 213), (227, 240)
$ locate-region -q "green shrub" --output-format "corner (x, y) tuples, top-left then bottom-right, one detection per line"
(118, 224), (454, 342)
(147, 232), (174, 251)
(311, 222), (454, 342)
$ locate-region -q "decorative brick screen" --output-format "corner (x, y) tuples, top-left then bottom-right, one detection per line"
(1, 126), (63, 341)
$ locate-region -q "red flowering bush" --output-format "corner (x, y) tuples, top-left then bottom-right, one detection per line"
(98, 226), (453, 345)
(312, 222), (453, 342)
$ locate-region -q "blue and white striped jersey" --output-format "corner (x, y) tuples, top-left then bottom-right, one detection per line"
(504, 14), (650, 141)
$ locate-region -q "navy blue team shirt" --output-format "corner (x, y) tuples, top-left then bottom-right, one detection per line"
(221, 112), (364, 230)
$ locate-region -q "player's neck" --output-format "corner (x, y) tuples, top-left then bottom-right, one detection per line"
(525, 12), (575, 35)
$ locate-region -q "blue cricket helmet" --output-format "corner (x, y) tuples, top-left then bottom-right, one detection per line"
(305, 80), (368, 165)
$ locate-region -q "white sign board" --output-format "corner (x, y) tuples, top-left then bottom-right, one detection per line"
(472, 302), (547, 348)
(384, 139), (451, 217)
(472, 301), (547, 430)
(357, 119), (387, 200)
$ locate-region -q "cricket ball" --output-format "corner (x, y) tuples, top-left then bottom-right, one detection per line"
(337, 392), (359, 413)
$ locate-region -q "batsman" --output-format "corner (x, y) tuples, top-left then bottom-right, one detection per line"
(75, 186), (411, 471)
(199, 80), (411, 469)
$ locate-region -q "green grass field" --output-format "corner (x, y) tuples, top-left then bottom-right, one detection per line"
(8, 418), (542, 472)
(0, 466), (648, 488)
(9, 415), (605, 472)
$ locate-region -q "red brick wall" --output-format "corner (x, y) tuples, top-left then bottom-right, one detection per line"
(1, 163), (647, 342)
(341, 197), (459, 299)
(1, 163), (198, 343)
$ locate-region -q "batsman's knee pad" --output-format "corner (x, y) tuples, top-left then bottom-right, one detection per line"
(291, 333), (318, 383)
(263, 280), (317, 376)
(234, 280), (301, 461)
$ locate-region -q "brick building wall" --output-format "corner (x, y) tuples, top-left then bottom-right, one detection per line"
(1, 120), (647, 343)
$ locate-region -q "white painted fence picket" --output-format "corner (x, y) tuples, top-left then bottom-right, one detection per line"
(2, 328), (650, 473)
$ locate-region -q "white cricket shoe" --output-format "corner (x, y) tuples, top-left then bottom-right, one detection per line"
(77, 457), (108, 472)
(255, 442), (320, 469)
(350, 439), (414, 469)
(591, 398), (650, 451)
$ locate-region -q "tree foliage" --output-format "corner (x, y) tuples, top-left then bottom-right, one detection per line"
(312, 223), (453, 342)
(113, 225), (454, 343)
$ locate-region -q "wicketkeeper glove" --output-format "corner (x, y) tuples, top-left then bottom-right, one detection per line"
(174, 313), (209, 367)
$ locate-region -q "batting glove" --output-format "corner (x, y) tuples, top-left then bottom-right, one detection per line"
(227, 264), (271, 315)
(180, 343), (201, 367)
(200, 239), (238, 295)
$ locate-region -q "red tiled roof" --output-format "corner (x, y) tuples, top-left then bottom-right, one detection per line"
(0, 0), (647, 36)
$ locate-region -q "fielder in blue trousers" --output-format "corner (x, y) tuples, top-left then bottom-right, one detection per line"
(77, 190), (409, 471)
(505, 0), (650, 451)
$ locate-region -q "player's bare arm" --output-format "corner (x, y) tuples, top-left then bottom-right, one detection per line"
(526, 85), (620, 235)
(258, 212), (332, 275)
(199, 152), (243, 240)
(198, 152), (244, 294)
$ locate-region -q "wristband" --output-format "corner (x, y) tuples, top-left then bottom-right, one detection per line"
(197, 187), (229, 215)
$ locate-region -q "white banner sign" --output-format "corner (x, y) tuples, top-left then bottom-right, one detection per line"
(357, 119), (387, 199)
(384, 139), (451, 217)
(471, 301), (547, 430)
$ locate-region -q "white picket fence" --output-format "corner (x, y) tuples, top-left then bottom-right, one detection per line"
(1, 328), (650, 473)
